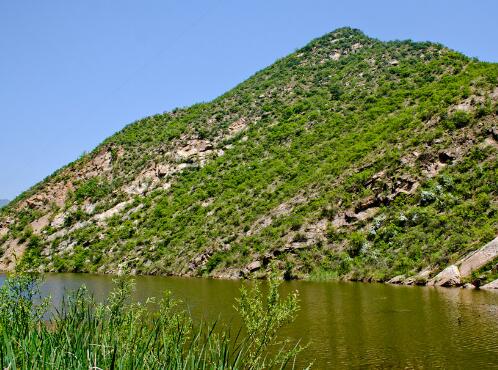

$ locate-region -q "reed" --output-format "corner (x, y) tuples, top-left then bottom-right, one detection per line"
(0, 273), (306, 369)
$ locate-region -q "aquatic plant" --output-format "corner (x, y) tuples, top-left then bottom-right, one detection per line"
(0, 273), (305, 369)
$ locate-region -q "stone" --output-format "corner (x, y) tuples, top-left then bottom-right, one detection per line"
(404, 269), (431, 286)
(462, 283), (476, 289)
(262, 253), (273, 265)
(344, 211), (357, 223)
(438, 151), (455, 163)
(355, 207), (379, 222)
(387, 275), (405, 284)
(427, 265), (461, 287)
(50, 212), (66, 228)
(457, 236), (498, 278)
(156, 164), (171, 178)
(330, 52), (341, 61)
(354, 195), (380, 213)
(211, 269), (241, 280)
(247, 261), (262, 272)
(489, 127), (498, 141)
(481, 279), (498, 290)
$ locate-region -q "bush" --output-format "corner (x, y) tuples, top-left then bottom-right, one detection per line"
(347, 232), (366, 258)
(74, 177), (112, 203)
(443, 110), (472, 129)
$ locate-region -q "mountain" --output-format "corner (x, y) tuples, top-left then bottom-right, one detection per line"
(0, 200), (8, 208)
(1, 28), (497, 284)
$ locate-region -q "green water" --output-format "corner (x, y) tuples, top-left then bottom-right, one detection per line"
(1, 273), (497, 369)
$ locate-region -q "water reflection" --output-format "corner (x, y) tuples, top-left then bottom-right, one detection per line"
(1, 273), (497, 369)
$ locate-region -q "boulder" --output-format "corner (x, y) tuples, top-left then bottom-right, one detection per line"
(156, 164), (171, 178)
(481, 279), (498, 290)
(387, 275), (405, 284)
(354, 195), (380, 213)
(462, 283), (476, 289)
(344, 211), (357, 223)
(438, 152), (452, 163)
(247, 261), (262, 272)
(427, 265), (461, 287)
(404, 268), (431, 286)
(489, 127), (498, 141)
(457, 236), (498, 278)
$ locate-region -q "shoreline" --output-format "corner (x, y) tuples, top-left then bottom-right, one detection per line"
(2, 268), (497, 291)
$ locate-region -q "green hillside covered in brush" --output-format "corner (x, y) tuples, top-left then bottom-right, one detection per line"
(1, 28), (497, 283)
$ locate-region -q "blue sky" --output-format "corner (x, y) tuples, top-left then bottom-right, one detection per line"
(1, 0), (497, 200)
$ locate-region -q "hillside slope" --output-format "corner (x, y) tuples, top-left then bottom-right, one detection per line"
(1, 28), (497, 284)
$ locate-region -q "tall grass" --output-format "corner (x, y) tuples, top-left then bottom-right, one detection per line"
(0, 273), (307, 369)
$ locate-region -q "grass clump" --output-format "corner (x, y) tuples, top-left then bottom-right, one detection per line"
(0, 273), (306, 369)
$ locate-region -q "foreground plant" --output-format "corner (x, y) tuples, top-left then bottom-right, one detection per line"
(0, 273), (306, 369)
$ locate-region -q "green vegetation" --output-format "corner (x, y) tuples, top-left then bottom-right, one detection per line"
(0, 272), (303, 369)
(465, 257), (498, 286)
(73, 177), (113, 204)
(1, 27), (497, 282)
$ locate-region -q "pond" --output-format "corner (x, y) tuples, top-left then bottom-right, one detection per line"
(1, 273), (497, 369)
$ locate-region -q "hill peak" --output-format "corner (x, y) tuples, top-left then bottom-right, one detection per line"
(0, 29), (497, 284)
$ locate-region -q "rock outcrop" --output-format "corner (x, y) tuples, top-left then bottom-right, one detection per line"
(481, 279), (498, 290)
(246, 261), (262, 272)
(0, 239), (25, 271)
(403, 269), (432, 286)
(427, 265), (461, 287)
(456, 236), (498, 277)
(387, 275), (405, 284)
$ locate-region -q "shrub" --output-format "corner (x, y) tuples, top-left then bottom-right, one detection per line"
(74, 177), (112, 203)
(443, 110), (472, 129)
(347, 232), (366, 258)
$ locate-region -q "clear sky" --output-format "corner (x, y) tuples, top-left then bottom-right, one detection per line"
(1, 0), (497, 200)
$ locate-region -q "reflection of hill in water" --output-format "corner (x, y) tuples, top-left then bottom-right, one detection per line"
(35, 274), (498, 369)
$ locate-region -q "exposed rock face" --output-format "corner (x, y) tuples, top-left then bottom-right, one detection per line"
(18, 148), (114, 212)
(30, 214), (51, 233)
(0, 227), (8, 239)
(211, 268), (241, 280)
(428, 265), (461, 287)
(456, 236), (498, 277)
(387, 275), (405, 284)
(228, 117), (248, 135)
(176, 138), (213, 159)
(50, 213), (66, 228)
(0, 239), (25, 271)
(93, 201), (132, 223)
(481, 279), (498, 290)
